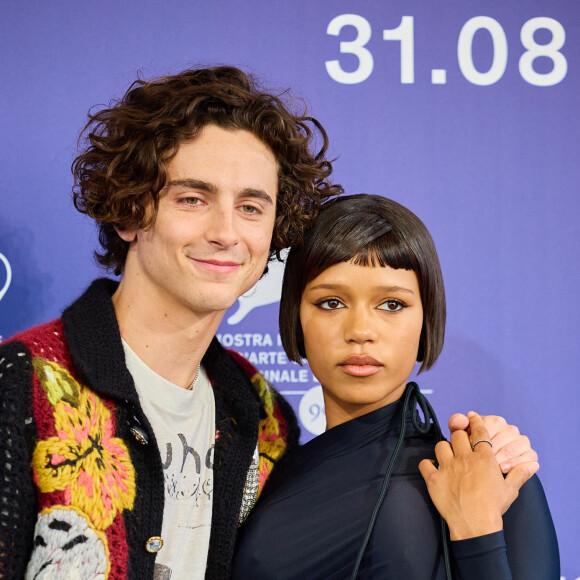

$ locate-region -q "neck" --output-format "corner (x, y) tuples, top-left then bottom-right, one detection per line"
(112, 276), (224, 390)
(322, 384), (406, 430)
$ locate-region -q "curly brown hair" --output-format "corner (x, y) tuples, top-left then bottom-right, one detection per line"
(72, 66), (343, 274)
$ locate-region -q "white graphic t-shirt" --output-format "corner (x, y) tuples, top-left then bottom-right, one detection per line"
(123, 341), (215, 580)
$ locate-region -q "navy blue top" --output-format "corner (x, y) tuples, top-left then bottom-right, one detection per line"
(233, 393), (559, 579)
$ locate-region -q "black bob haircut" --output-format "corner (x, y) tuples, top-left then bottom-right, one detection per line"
(279, 194), (446, 373)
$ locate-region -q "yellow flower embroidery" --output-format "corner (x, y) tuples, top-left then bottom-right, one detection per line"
(32, 362), (136, 530)
(251, 373), (287, 498)
(33, 358), (80, 407)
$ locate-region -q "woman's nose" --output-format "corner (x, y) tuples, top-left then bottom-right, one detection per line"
(344, 307), (377, 343)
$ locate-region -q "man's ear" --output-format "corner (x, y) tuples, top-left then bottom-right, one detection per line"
(114, 225), (138, 243)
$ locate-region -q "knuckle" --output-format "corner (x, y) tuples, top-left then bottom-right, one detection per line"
(522, 449), (538, 463)
(483, 414), (506, 428)
(500, 434), (531, 458)
(501, 441), (518, 457)
(450, 430), (464, 442)
(510, 434), (528, 453)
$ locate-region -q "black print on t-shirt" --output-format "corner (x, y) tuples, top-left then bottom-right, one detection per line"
(161, 434), (214, 502)
(153, 563), (172, 580)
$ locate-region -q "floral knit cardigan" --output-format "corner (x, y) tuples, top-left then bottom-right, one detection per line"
(0, 279), (299, 579)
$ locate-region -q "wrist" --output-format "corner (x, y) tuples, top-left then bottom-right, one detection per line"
(448, 516), (503, 541)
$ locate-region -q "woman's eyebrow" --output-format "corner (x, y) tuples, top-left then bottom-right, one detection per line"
(306, 282), (344, 292)
(307, 283), (415, 294)
(375, 285), (416, 295)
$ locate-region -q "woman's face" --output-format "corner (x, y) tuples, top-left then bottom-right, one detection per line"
(300, 260), (424, 429)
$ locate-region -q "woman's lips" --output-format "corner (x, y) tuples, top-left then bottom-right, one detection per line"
(339, 355), (383, 377)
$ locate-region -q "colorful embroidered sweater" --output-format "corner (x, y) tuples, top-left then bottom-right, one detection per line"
(0, 278), (299, 579)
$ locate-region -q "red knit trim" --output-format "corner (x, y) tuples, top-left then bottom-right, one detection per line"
(106, 515), (129, 580)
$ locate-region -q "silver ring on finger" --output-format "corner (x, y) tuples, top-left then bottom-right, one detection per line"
(472, 439), (493, 451)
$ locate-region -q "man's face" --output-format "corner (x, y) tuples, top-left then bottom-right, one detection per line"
(119, 124), (278, 318)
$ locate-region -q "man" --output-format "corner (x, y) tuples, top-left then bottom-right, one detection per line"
(0, 66), (536, 579)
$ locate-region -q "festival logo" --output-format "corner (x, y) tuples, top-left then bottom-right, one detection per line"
(226, 250), (287, 325)
(0, 252), (11, 303)
(298, 385), (326, 436)
(219, 249), (325, 440)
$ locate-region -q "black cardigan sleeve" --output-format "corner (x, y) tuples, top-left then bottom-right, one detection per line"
(0, 341), (37, 579)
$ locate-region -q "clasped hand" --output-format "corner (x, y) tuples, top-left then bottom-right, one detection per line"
(419, 412), (540, 541)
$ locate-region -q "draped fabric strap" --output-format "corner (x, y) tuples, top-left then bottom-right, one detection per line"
(411, 382), (441, 435)
(350, 382), (452, 580)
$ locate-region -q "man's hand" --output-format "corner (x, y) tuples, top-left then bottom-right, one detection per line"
(420, 413), (539, 541)
(448, 412), (537, 473)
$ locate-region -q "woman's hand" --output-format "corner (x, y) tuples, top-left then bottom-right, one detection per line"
(419, 412), (539, 540)
(447, 412), (537, 473)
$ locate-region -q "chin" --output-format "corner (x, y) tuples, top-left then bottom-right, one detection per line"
(187, 293), (239, 314)
(343, 388), (403, 408)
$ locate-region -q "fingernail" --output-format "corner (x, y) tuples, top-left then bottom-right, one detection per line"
(467, 411), (476, 417)
(500, 462), (511, 472)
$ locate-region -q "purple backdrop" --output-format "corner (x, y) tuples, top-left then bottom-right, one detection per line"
(1, 1), (578, 576)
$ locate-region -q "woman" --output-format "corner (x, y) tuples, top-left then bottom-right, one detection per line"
(232, 194), (559, 579)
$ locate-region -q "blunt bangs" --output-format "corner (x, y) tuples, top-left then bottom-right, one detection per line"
(300, 199), (420, 287)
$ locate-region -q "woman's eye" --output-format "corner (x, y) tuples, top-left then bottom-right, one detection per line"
(378, 300), (404, 312)
(317, 298), (345, 310)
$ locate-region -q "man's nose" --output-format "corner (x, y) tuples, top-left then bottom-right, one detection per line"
(206, 205), (240, 248)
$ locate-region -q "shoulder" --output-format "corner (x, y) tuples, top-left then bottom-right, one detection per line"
(0, 318), (67, 382)
(501, 475), (560, 575)
(1, 278), (117, 365)
(504, 474), (556, 528)
(5, 318), (66, 356)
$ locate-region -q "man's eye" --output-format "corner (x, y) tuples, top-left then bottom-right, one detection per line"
(181, 197), (201, 205)
(378, 300), (404, 312)
(316, 298), (345, 310)
(241, 205), (261, 215)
